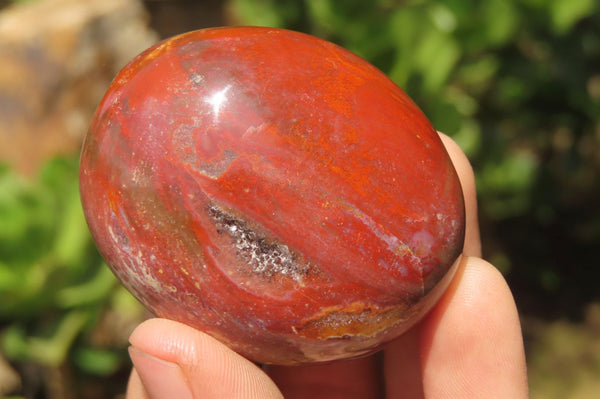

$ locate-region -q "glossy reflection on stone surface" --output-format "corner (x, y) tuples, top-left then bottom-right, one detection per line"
(79, 27), (465, 364)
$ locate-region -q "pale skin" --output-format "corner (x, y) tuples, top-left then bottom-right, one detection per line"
(126, 134), (529, 399)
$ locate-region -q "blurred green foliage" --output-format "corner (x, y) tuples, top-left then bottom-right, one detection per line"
(230, 0), (600, 317)
(0, 157), (142, 396)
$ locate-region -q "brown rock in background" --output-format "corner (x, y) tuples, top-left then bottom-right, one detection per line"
(0, 0), (158, 175)
(0, 354), (20, 397)
(143, 0), (225, 39)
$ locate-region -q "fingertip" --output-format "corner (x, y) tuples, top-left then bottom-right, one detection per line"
(419, 256), (528, 398)
(126, 368), (149, 399)
(438, 132), (481, 257)
(267, 354), (384, 399)
(420, 256), (517, 354)
(128, 345), (193, 399)
(128, 318), (283, 399)
(438, 133), (475, 191)
(128, 318), (202, 365)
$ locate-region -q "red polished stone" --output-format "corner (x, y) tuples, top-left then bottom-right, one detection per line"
(79, 27), (465, 364)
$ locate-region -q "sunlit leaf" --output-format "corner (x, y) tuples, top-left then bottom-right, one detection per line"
(550, 0), (596, 34)
(74, 348), (123, 376)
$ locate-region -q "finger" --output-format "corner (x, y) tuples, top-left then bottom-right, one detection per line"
(419, 256), (528, 399)
(383, 132), (480, 398)
(382, 327), (425, 399)
(266, 355), (384, 399)
(126, 318), (283, 399)
(126, 369), (148, 399)
(438, 133), (481, 257)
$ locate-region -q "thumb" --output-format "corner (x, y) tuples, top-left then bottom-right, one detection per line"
(126, 318), (283, 399)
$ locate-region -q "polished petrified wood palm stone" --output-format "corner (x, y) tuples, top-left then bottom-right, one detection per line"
(80, 27), (465, 365)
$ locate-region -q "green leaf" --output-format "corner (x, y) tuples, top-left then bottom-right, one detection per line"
(478, 150), (539, 219)
(0, 262), (18, 291)
(387, 7), (426, 86)
(414, 28), (461, 93)
(482, 0), (520, 45)
(55, 265), (117, 308)
(1, 310), (89, 366)
(229, 0), (301, 28)
(457, 55), (499, 89)
(550, 0), (596, 34)
(74, 348), (123, 376)
(452, 119), (482, 158)
(52, 184), (92, 269)
(0, 169), (53, 263)
(428, 3), (457, 33)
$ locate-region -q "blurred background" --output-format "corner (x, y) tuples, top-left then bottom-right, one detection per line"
(0, 0), (598, 397)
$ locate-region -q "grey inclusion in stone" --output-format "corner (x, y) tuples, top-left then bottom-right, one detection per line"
(207, 204), (312, 282)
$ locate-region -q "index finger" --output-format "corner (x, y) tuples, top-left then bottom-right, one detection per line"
(438, 133), (481, 257)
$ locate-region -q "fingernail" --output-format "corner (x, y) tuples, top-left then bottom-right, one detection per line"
(129, 346), (193, 399)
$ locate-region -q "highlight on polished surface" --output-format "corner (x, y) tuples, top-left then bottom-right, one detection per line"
(79, 27), (466, 365)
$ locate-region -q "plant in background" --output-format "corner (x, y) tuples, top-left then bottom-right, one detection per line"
(0, 156), (144, 398)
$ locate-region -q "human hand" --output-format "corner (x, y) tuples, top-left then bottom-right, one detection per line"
(125, 134), (529, 399)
